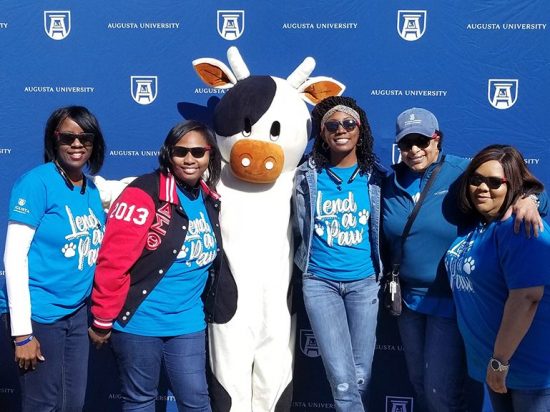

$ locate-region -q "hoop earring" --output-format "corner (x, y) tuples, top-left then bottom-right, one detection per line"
(356, 138), (363, 147)
(321, 141), (329, 151)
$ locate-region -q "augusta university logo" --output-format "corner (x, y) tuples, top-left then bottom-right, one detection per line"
(217, 10), (245, 40)
(44, 11), (71, 40)
(386, 396), (414, 412)
(130, 76), (158, 105)
(488, 79), (518, 109)
(397, 10), (427, 41)
(299, 329), (320, 358)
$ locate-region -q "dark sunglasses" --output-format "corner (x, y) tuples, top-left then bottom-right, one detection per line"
(468, 173), (507, 190)
(171, 146), (211, 158)
(55, 131), (95, 147)
(397, 136), (434, 151)
(324, 119), (358, 133)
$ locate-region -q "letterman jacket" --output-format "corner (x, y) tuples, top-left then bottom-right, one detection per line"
(91, 170), (237, 331)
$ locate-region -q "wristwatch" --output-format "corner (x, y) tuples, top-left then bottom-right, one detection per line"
(527, 193), (540, 208)
(489, 357), (509, 372)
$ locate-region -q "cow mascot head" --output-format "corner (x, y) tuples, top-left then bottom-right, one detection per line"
(193, 46), (344, 412)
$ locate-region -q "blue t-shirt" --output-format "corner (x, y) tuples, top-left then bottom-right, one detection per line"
(308, 165), (376, 281)
(397, 167), (421, 203)
(115, 187), (217, 336)
(445, 217), (550, 389)
(0, 162), (105, 323)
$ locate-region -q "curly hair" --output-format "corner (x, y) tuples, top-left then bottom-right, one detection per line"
(310, 96), (377, 173)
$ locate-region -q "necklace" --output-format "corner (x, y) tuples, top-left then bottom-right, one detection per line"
(325, 165), (361, 191)
(54, 161), (87, 194)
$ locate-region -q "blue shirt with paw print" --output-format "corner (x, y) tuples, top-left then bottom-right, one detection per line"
(1, 162), (105, 323)
(445, 217), (550, 389)
(114, 186), (217, 336)
(308, 164), (376, 281)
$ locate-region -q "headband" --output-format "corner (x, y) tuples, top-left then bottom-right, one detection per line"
(320, 105), (361, 129)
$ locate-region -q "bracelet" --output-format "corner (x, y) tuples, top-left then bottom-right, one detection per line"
(13, 335), (34, 347)
(526, 193), (540, 208)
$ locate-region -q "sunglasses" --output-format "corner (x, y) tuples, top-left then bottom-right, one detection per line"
(468, 173), (507, 190)
(324, 119), (358, 133)
(397, 136), (435, 151)
(55, 131), (95, 147)
(171, 146), (211, 158)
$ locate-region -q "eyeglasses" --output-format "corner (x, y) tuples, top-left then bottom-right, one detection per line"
(468, 173), (507, 190)
(171, 146), (212, 158)
(397, 136), (434, 151)
(324, 119), (358, 133)
(55, 131), (95, 147)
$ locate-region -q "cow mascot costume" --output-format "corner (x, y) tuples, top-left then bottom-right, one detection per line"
(193, 46), (344, 411)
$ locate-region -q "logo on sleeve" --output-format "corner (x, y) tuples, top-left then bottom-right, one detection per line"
(14, 198), (30, 214)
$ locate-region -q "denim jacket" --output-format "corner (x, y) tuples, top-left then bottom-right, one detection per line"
(292, 157), (386, 279)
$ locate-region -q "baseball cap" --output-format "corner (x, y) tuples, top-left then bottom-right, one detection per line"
(395, 107), (439, 142)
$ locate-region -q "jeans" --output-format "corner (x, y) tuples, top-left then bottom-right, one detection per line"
(302, 274), (379, 412)
(110, 329), (211, 412)
(397, 306), (481, 412)
(19, 304), (89, 412)
(489, 387), (550, 412)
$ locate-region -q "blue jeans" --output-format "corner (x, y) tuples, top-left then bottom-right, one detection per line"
(19, 304), (89, 412)
(110, 329), (211, 412)
(397, 306), (481, 412)
(489, 387), (550, 412)
(302, 274), (379, 412)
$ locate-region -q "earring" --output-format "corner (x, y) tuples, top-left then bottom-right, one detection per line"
(356, 138), (363, 147)
(321, 141), (329, 151)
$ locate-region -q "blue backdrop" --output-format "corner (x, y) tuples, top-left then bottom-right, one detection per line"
(1, 1), (549, 411)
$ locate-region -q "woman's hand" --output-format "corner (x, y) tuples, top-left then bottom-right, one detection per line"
(14, 335), (45, 370)
(504, 195), (543, 238)
(486, 365), (509, 393)
(88, 327), (111, 349)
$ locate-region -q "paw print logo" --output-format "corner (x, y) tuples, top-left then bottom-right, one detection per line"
(61, 243), (76, 258)
(358, 209), (370, 225)
(314, 223), (324, 236)
(463, 257), (476, 274)
(177, 245), (189, 259)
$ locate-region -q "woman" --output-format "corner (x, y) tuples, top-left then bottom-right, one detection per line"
(89, 120), (223, 411)
(1, 106), (106, 411)
(382, 108), (547, 411)
(445, 144), (550, 411)
(292, 96), (386, 411)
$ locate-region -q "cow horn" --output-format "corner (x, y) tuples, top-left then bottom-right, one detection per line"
(227, 46), (250, 81)
(287, 57), (316, 89)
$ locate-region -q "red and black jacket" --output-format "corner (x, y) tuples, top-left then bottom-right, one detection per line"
(91, 171), (236, 331)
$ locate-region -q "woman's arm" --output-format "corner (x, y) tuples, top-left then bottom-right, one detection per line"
(4, 221), (45, 369)
(507, 193), (547, 238)
(487, 286), (544, 393)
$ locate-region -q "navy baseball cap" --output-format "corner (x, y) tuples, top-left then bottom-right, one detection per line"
(395, 108), (439, 142)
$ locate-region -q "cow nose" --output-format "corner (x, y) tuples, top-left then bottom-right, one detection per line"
(230, 139), (285, 184)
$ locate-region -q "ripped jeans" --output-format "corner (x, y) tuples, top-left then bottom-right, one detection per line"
(303, 273), (379, 412)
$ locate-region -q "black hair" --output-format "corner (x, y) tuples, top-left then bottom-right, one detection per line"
(158, 120), (221, 190)
(310, 96), (377, 173)
(459, 144), (544, 220)
(44, 106), (105, 174)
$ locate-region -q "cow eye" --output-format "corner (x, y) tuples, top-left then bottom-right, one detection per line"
(243, 118), (252, 137)
(270, 121), (280, 141)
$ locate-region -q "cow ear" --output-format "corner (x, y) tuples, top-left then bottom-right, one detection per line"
(298, 76), (346, 105)
(192, 58), (237, 89)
